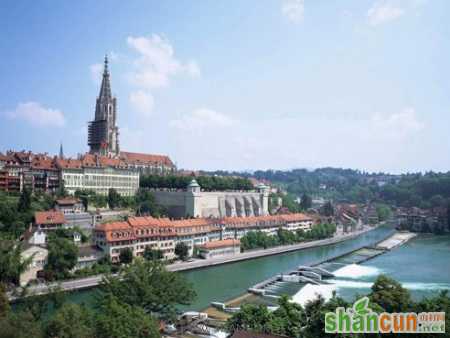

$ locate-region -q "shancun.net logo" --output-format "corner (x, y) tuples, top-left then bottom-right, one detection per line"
(325, 297), (445, 334)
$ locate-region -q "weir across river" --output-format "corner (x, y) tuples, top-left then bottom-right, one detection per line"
(242, 231), (416, 307)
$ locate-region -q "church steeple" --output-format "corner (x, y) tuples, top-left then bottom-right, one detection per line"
(88, 55), (120, 157)
(98, 55), (112, 101)
(59, 142), (64, 159)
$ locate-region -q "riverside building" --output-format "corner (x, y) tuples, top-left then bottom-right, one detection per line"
(93, 213), (314, 261)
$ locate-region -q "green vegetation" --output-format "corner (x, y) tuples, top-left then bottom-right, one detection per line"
(226, 275), (450, 338)
(99, 259), (196, 321)
(208, 168), (450, 209)
(0, 190), (53, 239)
(45, 233), (79, 280)
(299, 193), (312, 211)
(107, 188), (121, 209)
(0, 259), (196, 338)
(135, 189), (168, 217)
(119, 247), (133, 264)
(0, 241), (32, 286)
(143, 247), (164, 261)
(174, 242), (189, 261)
(375, 203), (391, 221)
(140, 174), (254, 191)
(74, 188), (166, 216)
(240, 223), (336, 251)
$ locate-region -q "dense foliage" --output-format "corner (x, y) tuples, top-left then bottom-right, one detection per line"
(0, 259), (196, 338)
(240, 224), (336, 251)
(0, 241), (32, 286)
(0, 190), (53, 239)
(99, 259), (196, 321)
(45, 233), (79, 280)
(140, 174), (254, 191)
(174, 242), (189, 261)
(226, 275), (450, 338)
(207, 168), (450, 209)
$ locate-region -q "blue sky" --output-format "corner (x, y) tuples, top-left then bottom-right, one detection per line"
(0, 0), (449, 173)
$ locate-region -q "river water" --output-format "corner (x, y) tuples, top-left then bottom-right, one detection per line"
(64, 227), (450, 310)
(330, 233), (450, 302)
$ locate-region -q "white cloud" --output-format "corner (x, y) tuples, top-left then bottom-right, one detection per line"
(127, 34), (201, 89)
(6, 102), (65, 127)
(90, 63), (103, 84)
(169, 108), (235, 131)
(281, 0), (305, 23)
(129, 90), (154, 117)
(370, 107), (424, 135)
(367, 1), (405, 26)
(167, 106), (427, 172)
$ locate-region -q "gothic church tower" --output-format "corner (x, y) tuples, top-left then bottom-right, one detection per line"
(88, 55), (120, 156)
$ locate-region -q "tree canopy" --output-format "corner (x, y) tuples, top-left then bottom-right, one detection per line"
(99, 259), (196, 321)
(140, 174), (254, 191)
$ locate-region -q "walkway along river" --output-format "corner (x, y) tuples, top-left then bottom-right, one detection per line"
(63, 226), (395, 310)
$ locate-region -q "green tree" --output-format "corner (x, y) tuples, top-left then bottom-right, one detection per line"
(108, 188), (121, 210)
(143, 247), (163, 261)
(45, 303), (94, 338)
(281, 194), (300, 213)
(0, 240), (32, 285)
(369, 274), (412, 312)
(226, 303), (274, 335)
(0, 310), (43, 338)
(299, 193), (312, 211)
(17, 188), (31, 213)
(0, 284), (10, 317)
(95, 294), (160, 338)
(135, 190), (166, 217)
(119, 247), (133, 264)
(46, 235), (78, 279)
(174, 242), (189, 261)
(270, 295), (307, 338)
(376, 203), (391, 222)
(99, 259), (196, 321)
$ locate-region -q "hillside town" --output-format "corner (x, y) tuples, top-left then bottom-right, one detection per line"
(0, 58), (389, 290)
(1, 52), (449, 338)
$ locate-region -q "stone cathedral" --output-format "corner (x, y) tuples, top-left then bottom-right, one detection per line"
(88, 56), (120, 156)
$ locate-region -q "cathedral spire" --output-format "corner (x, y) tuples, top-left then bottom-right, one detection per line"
(88, 55), (120, 157)
(98, 54), (112, 100)
(59, 142), (64, 159)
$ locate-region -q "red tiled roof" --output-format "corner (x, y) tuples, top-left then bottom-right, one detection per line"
(95, 213), (314, 244)
(278, 213), (313, 222)
(171, 218), (213, 228)
(95, 221), (136, 242)
(55, 158), (82, 169)
(120, 151), (174, 167)
(95, 221), (131, 232)
(56, 198), (81, 206)
(35, 211), (66, 225)
(31, 156), (57, 170)
(198, 239), (240, 250)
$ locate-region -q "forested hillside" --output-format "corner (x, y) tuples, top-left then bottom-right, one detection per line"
(204, 168), (450, 208)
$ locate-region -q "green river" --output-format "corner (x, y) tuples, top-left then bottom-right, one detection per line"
(63, 226), (450, 310)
